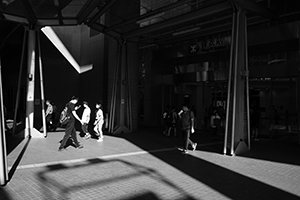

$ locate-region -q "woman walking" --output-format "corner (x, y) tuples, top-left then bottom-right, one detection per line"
(94, 101), (104, 142)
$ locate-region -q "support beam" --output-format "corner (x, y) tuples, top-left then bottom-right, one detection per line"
(12, 28), (27, 136)
(104, 0), (193, 33)
(223, 5), (250, 156)
(87, 0), (119, 26)
(122, 1), (231, 39)
(77, 0), (102, 24)
(230, 0), (278, 19)
(37, 31), (47, 138)
(89, 23), (121, 39)
(16, 0), (37, 26)
(53, 0), (63, 25)
(0, 54), (8, 186)
(19, 29), (43, 138)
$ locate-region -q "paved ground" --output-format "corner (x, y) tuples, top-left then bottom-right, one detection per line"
(1, 126), (300, 200)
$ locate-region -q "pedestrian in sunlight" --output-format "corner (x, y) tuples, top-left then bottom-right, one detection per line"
(178, 103), (197, 154)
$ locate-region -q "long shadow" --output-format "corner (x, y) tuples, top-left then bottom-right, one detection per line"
(5, 123), (25, 155)
(0, 188), (13, 200)
(8, 136), (31, 180)
(240, 139), (300, 166)
(110, 126), (300, 200)
(36, 158), (197, 200)
(118, 126), (300, 166)
(32, 150), (300, 200)
(151, 150), (300, 200)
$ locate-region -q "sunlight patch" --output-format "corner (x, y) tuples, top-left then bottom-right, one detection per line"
(41, 26), (93, 74)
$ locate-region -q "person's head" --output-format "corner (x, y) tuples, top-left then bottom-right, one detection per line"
(46, 100), (50, 105)
(182, 103), (189, 112)
(70, 96), (79, 104)
(96, 101), (102, 109)
(82, 101), (88, 107)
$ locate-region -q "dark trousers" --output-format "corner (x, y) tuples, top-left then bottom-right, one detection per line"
(211, 127), (218, 138)
(46, 114), (53, 130)
(59, 121), (79, 148)
(81, 123), (88, 134)
(183, 128), (194, 150)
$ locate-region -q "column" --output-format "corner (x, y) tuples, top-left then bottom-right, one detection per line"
(223, 5), (250, 156)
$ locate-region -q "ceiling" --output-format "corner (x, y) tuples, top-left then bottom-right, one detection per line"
(0, 0), (299, 47)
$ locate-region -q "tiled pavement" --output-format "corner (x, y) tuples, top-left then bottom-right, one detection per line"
(1, 126), (300, 200)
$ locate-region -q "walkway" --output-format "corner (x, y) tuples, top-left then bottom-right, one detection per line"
(1, 127), (300, 200)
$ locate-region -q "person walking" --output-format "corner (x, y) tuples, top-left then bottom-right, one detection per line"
(162, 105), (171, 136)
(58, 96), (83, 151)
(45, 100), (55, 131)
(81, 101), (91, 139)
(167, 106), (178, 137)
(210, 109), (221, 140)
(94, 101), (104, 142)
(178, 103), (197, 154)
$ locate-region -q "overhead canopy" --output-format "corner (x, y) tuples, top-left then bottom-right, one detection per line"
(0, 0), (299, 46)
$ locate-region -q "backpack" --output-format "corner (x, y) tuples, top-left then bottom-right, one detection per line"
(59, 105), (70, 125)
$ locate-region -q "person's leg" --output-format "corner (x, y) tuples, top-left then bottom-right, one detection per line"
(183, 129), (189, 150)
(97, 122), (104, 141)
(187, 132), (197, 151)
(213, 127), (218, 139)
(70, 126), (81, 147)
(211, 127), (215, 139)
(174, 124), (177, 137)
(59, 123), (72, 150)
(46, 115), (51, 131)
(94, 123), (99, 136)
(83, 123), (91, 139)
(99, 122), (104, 138)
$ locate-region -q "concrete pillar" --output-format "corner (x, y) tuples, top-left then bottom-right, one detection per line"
(21, 29), (43, 138)
(108, 40), (139, 134)
(0, 55), (8, 186)
(224, 5), (250, 156)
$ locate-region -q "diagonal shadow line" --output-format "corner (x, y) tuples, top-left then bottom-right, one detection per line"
(111, 129), (300, 200)
(8, 136), (31, 180)
(151, 150), (300, 200)
(36, 158), (197, 200)
(37, 158), (195, 200)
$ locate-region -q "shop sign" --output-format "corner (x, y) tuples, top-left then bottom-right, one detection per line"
(189, 36), (229, 54)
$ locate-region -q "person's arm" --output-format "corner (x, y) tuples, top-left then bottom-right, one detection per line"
(210, 116), (215, 128)
(178, 110), (183, 119)
(72, 110), (82, 124)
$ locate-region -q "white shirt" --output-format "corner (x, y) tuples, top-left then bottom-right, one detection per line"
(81, 107), (91, 123)
(95, 109), (104, 124)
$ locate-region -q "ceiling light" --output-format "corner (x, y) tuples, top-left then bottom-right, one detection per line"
(172, 27), (200, 36)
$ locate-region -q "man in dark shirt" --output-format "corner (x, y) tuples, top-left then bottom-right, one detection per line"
(178, 103), (197, 154)
(58, 96), (83, 151)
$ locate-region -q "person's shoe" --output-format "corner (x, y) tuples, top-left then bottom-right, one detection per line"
(76, 145), (84, 149)
(58, 147), (66, 151)
(192, 143), (197, 151)
(182, 150), (188, 154)
(85, 134), (91, 140)
(97, 138), (103, 142)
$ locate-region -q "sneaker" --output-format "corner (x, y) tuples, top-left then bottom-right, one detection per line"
(182, 150), (188, 154)
(85, 134), (91, 140)
(76, 145), (84, 149)
(58, 147), (66, 151)
(97, 138), (103, 142)
(192, 143), (197, 151)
